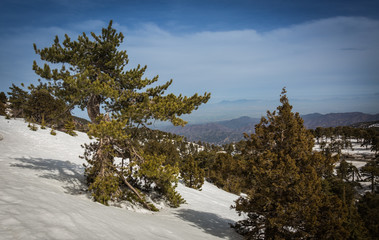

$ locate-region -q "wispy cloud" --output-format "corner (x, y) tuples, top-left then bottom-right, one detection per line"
(119, 17), (379, 100)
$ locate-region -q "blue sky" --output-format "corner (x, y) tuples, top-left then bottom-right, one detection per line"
(1, 0), (379, 123)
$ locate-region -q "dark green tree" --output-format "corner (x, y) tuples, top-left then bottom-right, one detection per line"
(324, 175), (368, 239)
(33, 20), (210, 208)
(25, 85), (68, 126)
(0, 91), (6, 115)
(180, 155), (205, 190)
(64, 117), (77, 136)
(7, 84), (29, 118)
(371, 135), (379, 154)
(357, 192), (379, 239)
(360, 156), (379, 193)
(233, 88), (347, 239)
(337, 159), (361, 184)
(0, 92), (6, 103)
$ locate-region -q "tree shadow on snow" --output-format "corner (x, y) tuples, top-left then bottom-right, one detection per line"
(174, 209), (242, 239)
(10, 157), (88, 196)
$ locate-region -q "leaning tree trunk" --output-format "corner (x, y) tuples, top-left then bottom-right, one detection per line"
(87, 94), (102, 124)
(87, 93), (108, 174)
(85, 94), (151, 209)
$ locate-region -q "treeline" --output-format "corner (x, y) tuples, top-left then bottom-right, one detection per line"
(312, 126), (378, 141)
(311, 126), (379, 156)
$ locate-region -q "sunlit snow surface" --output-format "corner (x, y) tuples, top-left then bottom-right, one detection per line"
(0, 116), (243, 239)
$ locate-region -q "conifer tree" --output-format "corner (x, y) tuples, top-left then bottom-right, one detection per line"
(0, 92), (6, 116)
(233, 88), (346, 239)
(0, 92), (6, 103)
(25, 85), (67, 125)
(357, 192), (379, 239)
(64, 117), (77, 136)
(0, 102), (5, 116)
(371, 135), (379, 154)
(7, 84), (28, 118)
(33, 20), (210, 208)
(180, 155), (205, 190)
(361, 156), (379, 193)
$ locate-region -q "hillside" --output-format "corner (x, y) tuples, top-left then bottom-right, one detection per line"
(0, 116), (242, 240)
(161, 117), (260, 144)
(161, 112), (379, 144)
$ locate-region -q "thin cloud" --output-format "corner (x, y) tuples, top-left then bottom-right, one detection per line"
(0, 17), (378, 121)
(120, 17), (379, 99)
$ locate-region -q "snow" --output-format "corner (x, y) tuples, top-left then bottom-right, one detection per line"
(0, 116), (243, 240)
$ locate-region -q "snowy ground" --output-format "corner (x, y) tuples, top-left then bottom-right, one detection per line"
(0, 116), (243, 240)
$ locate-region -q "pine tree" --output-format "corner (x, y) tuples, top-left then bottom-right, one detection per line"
(64, 117), (77, 136)
(33, 20), (210, 208)
(25, 84), (68, 126)
(7, 84), (29, 118)
(180, 155), (205, 190)
(361, 156), (379, 193)
(357, 192), (379, 239)
(0, 92), (6, 104)
(0, 104), (5, 116)
(371, 135), (379, 154)
(0, 92), (6, 116)
(233, 88), (347, 239)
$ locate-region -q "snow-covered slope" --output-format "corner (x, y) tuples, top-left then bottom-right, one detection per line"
(0, 117), (242, 240)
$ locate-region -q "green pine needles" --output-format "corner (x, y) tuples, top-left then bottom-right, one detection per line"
(33, 20), (210, 209)
(232, 88), (350, 239)
(64, 118), (77, 136)
(181, 155), (205, 190)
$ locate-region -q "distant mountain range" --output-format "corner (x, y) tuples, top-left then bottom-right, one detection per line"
(301, 112), (379, 129)
(160, 112), (379, 144)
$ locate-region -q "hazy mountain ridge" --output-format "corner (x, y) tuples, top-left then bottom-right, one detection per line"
(161, 112), (379, 144)
(301, 112), (379, 129)
(160, 116), (260, 144)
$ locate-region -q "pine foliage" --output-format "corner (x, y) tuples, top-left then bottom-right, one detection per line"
(8, 84), (28, 118)
(360, 156), (379, 193)
(64, 117), (77, 136)
(358, 192), (379, 239)
(0, 92), (6, 116)
(180, 155), (205, 190)
(7, 83), (71, 129)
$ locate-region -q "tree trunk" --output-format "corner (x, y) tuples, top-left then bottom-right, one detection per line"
(87, 94), (101, 123)
(96, 137), (112, 178)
